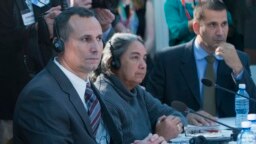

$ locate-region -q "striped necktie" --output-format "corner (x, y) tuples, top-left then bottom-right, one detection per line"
(85, 82), (101, 135)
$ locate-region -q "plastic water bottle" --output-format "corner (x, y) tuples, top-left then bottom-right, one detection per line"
(247, 114), (256, 134)
(235, 84), (249, 127)
(237, 121), (256, 144)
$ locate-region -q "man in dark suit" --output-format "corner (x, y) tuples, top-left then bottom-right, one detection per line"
(146, 0), (256, 126)
(13, 7), (166, 144)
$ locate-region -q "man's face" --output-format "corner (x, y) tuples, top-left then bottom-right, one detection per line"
(196, 9), (228, 52)
(71, 0), (92, 8)
(62, 15), (103, 79)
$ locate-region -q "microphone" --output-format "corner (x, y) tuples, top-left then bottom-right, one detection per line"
(171, 101), (241, 141)
(201, 78), (256, 103)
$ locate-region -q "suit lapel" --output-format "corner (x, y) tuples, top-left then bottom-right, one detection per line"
(69, 93), (94, 136)
(46, 61), (94, 138)
(216, 60), (234, 107)
(90, 82), (122, 144)
(180, 40), (201, 106)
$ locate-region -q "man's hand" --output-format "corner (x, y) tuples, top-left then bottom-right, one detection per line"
(94, 8), (115, 32)
(43, 6), (62, 38)
(155, 115), (183, 140)
(187, 110), (217, 126)
(215, 42), (243, 76)
(132, 133), (167, 144)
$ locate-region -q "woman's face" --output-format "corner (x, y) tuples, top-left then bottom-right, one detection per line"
(116, 40), (147, 90)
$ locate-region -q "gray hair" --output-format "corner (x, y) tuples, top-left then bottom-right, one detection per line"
(101, 33), (144, 75)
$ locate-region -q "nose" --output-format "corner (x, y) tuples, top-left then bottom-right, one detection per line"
(139, 59), (147, 69)
(216, 25), (224, 36)
(90, 39), (102, 54)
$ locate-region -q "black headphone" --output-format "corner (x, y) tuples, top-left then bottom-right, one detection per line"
(109, 41), (121, 69)
(53, 20), (65, 53)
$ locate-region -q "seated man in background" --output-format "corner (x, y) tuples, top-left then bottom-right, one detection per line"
(93, 33), (187, 143)
(13, 7), (167, 144)
(146, 0), (256, 125)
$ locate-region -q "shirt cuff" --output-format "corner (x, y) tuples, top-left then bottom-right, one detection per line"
(232, 69), (244, 81)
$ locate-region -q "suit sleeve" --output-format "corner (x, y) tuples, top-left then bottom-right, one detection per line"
(14, 89), (73, 144)
(146, 53), (166, 102)
(238, 53), (256, 113)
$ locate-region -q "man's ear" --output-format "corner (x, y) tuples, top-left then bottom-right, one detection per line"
(193, 20), (200, 35)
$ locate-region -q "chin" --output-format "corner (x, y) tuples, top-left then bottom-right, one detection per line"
(136, 79), (144, 85)
(84, 65), (98, 72)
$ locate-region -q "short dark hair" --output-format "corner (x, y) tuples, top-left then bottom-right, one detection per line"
(194, 0), (227, 21)
(54, 7), (95, 41)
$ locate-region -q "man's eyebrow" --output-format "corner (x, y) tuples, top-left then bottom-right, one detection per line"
(80, 33), (102, 38)
(130, 52), (141, 55)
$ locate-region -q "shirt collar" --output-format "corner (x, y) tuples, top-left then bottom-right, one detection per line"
(194, 39), (208, 60)
(53, 57), (88, 95)
(194, 39), (224, 61)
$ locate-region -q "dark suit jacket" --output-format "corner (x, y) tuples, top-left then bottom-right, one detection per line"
(146, 40), (256, 117)
(13, 60), (122, 144)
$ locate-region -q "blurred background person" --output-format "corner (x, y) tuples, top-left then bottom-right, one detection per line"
(117, 0), (155, 53)
(164, 0), (205, 46)
(0, 1), (68, 142)
(0, 2), (67, 143)
(0, 0), (31, 143)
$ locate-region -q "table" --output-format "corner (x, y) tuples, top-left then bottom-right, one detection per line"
(169, 117), (237, 144)
(218, 117), (236, 130)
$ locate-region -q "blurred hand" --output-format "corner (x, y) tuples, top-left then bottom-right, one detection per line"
(94, 8), (115, 32)
(114, 22), (130, 33)
(215, 42), (243, 76)
(187, 110), (217, 126)
(155, 115), (183, 140)
(132, 133), (167, 144)
(43, 6), (62, 38)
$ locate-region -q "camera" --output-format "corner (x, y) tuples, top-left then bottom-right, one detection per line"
(92, 0), (119, 10)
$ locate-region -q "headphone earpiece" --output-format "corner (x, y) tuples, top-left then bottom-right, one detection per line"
(53, 21), (65, 53)
(109, 41), (121, 69)
(53, 38), (64, 53)
(111, 57), (121, 69)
